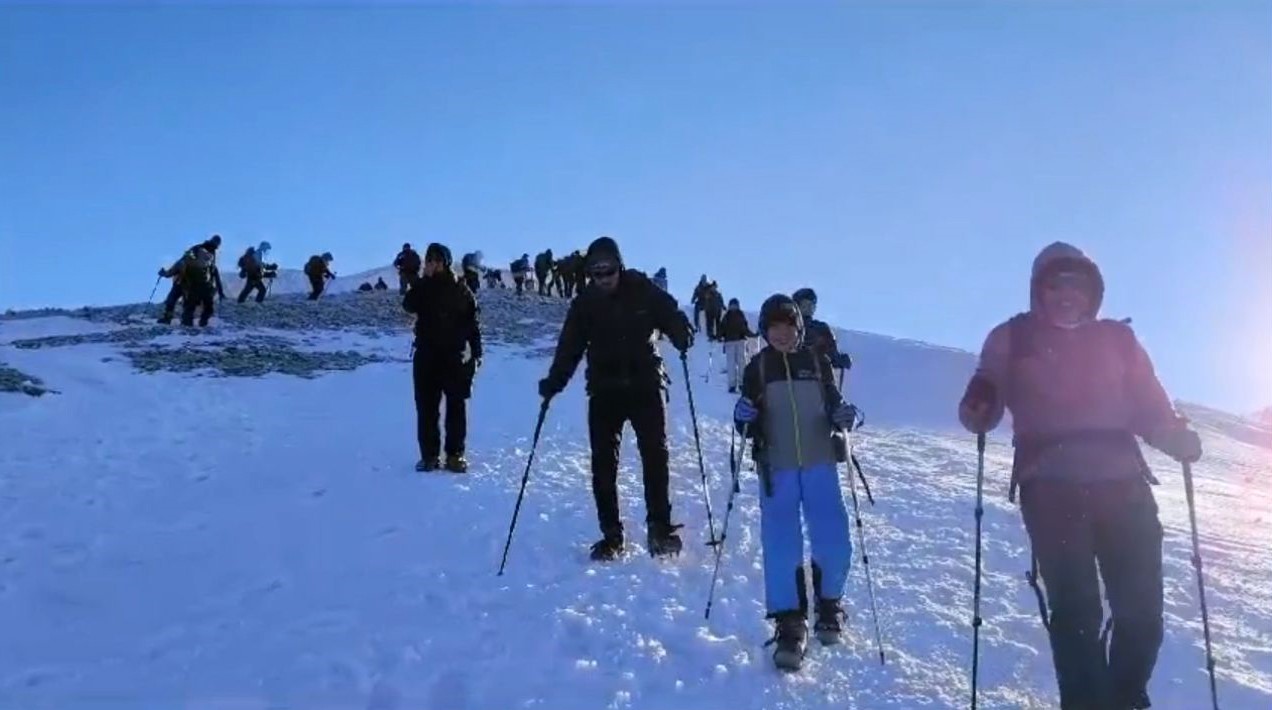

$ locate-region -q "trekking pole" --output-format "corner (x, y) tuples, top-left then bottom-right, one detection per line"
(705, 423), (747, 620)
(497, 399), (551, 576)
(970, 432), (987, 709)
(681, 353), (719, 545)
(845, 425), (886, 665)
(1181, 460), (1220, 709)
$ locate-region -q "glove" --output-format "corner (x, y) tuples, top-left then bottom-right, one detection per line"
(158, 267), (167, 277)
(832, 402), (859, 429)
(1151, 425), (1202, 464)
(959, 375), (1000, 434)
(733, 397), (759, 424)
(538, 377), (562, 400)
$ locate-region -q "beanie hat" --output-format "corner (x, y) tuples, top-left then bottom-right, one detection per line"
(585, 236), (623, 270)
(758, 293), (803, 339)
(425, 242), (453, 268)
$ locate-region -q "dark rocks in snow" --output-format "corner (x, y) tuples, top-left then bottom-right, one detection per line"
(3, 287), (575, 381)
(0, 364), (50, 397)
(125, 339), (384, 379)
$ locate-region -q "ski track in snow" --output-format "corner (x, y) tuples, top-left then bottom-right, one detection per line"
(0, 312), (1269, 709)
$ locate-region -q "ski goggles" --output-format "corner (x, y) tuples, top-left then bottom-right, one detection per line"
(587, 261), (620, 279)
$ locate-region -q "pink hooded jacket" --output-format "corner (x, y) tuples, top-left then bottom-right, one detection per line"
(959, 242), (1183, 482)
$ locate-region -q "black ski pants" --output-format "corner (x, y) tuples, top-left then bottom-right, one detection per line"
(160, 280), (184, 321)
(308, 275), (325, 300)
(1020, 477), (1164, 710)
(180, 283), (215, 326)
(587, 386), (672, 538)
(413, 353), (470, 461)
(705, 309), (722, 341)
(464, 270), (480, 293)
(238, 276), (266, 304)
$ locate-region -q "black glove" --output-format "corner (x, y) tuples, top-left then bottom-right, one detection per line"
(538, 377), (562, 400)
(833, 353), (853, 370)
(1151, 425), (1202, 464)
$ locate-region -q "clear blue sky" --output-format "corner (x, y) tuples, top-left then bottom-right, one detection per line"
(2, 2), (1269, 412)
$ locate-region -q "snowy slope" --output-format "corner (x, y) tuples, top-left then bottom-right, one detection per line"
(1, 292), (1269, 709)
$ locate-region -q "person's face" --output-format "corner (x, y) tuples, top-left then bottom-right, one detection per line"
(767, 321), (799, 353)
(424, 259), (443, 277)
(797, 299), (816, 318)
(1040, 271), (1093, 328)
(589, 261), (620, 293)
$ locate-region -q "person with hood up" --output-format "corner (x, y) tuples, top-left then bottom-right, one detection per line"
(394, 243), (422, 294)
(703, 282), (725, 341)
(958, 242), (1202, 710)
(159, 246), (217, 327)
(719, 297), (757, 393)
(304, 252), (335, 300)
(538, 236), (694, 560)
(461, 251), (483, 292)
(236, 246), (274, 304)
(652, 267), (668, 293)
(733, 293), (858, 671)
(374, 276), (389, 291)
(403, 243), (483, 473)
(691, 275), (710, 332)
(158, 234), (224, 324)
(510, 253), (532, 295)
(535, 249), (555, 297)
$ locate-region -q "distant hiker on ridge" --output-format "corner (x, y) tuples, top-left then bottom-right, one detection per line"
(511, 253), (531, 296)
(393, 243), (422, 294)
(720, 297), (756, 393)
(792, 288), (852, 373)
(158, 234), (224, 324)
(304, 252), (335, 300)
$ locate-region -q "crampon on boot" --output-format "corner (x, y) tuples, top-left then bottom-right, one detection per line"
(813, 598), (845, 646)
(765, 611), (808, 672)
(646, 522), (684, 558)
(589, 533), (624, 561)
(415, 457), (441, 473)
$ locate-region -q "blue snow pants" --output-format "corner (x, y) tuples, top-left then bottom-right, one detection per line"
(759, 461), (853, 616)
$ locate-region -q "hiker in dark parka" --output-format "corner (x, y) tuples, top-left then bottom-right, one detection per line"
(691, 275), (710, 331)
(539, 236), (694, 561)
(461, 251), (483, 292)
(374, 276), (389, 291)
(792, 288), (852, 371)
(304, 253), (335, 300)
(511, 254), (531, 295)
(535, 249), (555, 297)
(236, 246), (270, 304)
(394, 243), (422, 294)
(160, 247), (216, 327)
(720, 297), (757, 393)
(159, 234), (224, 323)
(404, 243), (483, 474)
(959, 242), (1203, 710)
(703, 282), (725, 341)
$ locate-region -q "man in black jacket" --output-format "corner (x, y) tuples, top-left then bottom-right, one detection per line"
(393, 243), (422, 294)
(538, 236), (694, 560)
(719, 297), (756, 393)
(792, 288), (853, 372)
(404, 243), (483, 473)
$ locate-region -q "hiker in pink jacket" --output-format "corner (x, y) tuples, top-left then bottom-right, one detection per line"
(959, 242), (1201, 710)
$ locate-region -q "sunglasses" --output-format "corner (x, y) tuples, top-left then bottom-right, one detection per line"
(588, 264), (619, 279)
(1044, 271), (1090, 290)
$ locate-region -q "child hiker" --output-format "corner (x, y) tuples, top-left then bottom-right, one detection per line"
(733, 293), (859, 671)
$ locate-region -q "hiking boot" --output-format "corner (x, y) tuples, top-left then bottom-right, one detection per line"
(766, 611), (808, 671)
(444, 454), (469, 473)
(589, 534), (624, 561)
(646, 522), (684, 558)
(813, 598), (845, 646)
(1115, 689), (1152, 709)
(415, 457), (441, 472)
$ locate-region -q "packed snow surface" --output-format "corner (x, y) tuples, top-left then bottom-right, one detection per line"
(1, 288), (1268, 708)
